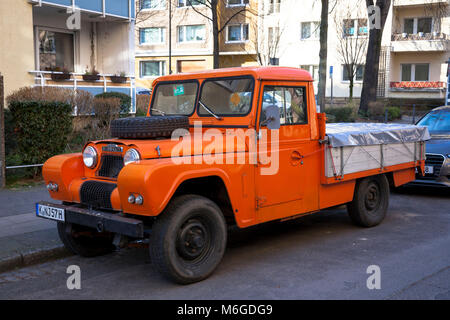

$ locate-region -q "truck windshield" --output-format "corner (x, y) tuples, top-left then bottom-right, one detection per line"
(198, 77), (254, 116)
(151, 81), (198, 116)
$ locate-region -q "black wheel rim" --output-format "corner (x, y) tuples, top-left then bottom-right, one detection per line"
(364, 181), (381, 213)
(176, 218), (211, 261)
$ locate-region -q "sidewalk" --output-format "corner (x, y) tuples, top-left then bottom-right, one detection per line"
(0, 184), (71, 273)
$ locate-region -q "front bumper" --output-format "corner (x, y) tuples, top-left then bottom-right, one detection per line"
(407, 178), (450, 188)
(36, 201), (145, 238)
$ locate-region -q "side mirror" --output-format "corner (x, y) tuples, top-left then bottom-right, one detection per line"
(261, 105), (280, 130)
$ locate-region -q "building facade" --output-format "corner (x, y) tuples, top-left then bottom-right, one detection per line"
(259, 0), (449, 103)
(134, 0), (259, 89)
(0, 0), (136, 111)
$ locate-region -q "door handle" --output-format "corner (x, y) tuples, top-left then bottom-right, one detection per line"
(290, 151), (304, 166)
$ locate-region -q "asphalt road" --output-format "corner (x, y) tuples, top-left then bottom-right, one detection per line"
(0, 187), (449, 300)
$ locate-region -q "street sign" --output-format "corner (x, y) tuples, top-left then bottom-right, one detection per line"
(329, 66), (333, 76)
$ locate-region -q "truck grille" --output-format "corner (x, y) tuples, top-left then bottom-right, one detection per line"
(80, 181), (116, 209)
(97, 155), (124, 178)
(424, 153), (445, 178)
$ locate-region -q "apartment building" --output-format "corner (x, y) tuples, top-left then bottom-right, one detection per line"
(135, 0), (214, 89)
(134, 0), (259, 88)
(259, 0), (449, 103)
(218, 0), (259, 68)
(0, 0), (137, 111)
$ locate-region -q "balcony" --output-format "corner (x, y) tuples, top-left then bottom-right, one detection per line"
(29, 0), (135, 20)
(391, 33), (449, 52)
(30, 71), (136, 113)
(390, 81), (446, 92)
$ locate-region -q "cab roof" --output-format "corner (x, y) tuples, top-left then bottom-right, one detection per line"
(154, 66), (313, 84)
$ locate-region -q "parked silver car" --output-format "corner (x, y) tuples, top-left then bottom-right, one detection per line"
(410, 106), (450, 187)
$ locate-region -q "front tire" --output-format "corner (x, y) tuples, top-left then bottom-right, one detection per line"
(347, 175), (390, 227)
(57, 222), (115, 257)
(149, 195), (227, 284)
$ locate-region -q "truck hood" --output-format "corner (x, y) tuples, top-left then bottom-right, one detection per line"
(92, 135), (249, 159)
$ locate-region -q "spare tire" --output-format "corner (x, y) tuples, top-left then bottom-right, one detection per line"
(110, 116), (190, 139)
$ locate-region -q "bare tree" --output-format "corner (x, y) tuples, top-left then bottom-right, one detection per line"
(334, 3), (368, 100)
(359, 0), (391, 115)
(185, 0), (256, 68)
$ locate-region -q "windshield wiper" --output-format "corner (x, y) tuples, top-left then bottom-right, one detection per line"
(151, 108), (166, 116)
(199, 100), (222, 120)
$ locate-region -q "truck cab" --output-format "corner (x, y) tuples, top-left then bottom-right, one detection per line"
(37, 67), (428, 284)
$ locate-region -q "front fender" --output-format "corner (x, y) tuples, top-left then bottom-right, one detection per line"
(116, 158), (255, 227)
(42, 153), (84, 201)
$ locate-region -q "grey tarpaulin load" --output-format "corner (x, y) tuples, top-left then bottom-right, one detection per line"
(325, 123), (431, 148)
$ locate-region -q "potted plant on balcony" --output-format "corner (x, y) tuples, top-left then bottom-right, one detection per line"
(49, 67), (71, 81)
(110, 71), (127, 84)
(82, 66), (100, 82)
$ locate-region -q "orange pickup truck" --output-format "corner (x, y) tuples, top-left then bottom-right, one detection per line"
(36, 67), (430, 284)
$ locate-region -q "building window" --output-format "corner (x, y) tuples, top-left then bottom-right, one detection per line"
(343, 19), (368, 37)
(178, 0), (205, 7)
(38, 30), (74, 72)
(140, 28), (165, 45)
(140, 0), (166, 10)
(300, 65), (319, 81)
(178, 25), (206, 42)
(269, 0), (281, 14)
(140, 61), (166, 78)
(403, 18), (433, 34)
(301, 22), (320, 40)
(401, 64), (429, 81)
(342, 65), (365, 81)
(227, 24), (249, 42)
(227, 0), (249, 7)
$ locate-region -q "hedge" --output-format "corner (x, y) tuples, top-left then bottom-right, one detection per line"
(95, 92), (131, 114)
(8, 100), (73, 166)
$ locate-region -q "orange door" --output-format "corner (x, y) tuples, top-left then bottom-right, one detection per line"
(255, 81), (318, 222)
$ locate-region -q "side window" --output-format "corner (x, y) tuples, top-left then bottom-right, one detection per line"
(261, 85), (308, 125)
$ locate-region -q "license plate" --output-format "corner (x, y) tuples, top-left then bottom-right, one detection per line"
(424, 166), (434, 174)
(36, 204), (65, 222)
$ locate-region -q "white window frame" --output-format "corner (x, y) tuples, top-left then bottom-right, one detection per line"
(400, 63), (430, 82)
(139, 27), (165, 45)
(341, 64), (365, 83)
(178, 25), (206, 43)
(140, 60), (166, 78)
(343, 19), (368, 38)
(140, 0), (167, 11)
(226, 24), (249, 43)
(226, 0), (249, 8)
(268, 0), (281, 14)
(402, 17), (433, 34)
(177, 0), (206, 8)
(300, 21), (320, 40)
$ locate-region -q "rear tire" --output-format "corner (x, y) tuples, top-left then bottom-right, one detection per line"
(149, 195), (227, 284)
(57, 222), (115, 257)
(347, 175), (390, 227)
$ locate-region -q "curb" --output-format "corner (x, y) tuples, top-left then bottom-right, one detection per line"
(0, 245), (72, 274)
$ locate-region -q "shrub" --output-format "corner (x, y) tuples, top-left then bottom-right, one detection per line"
(387, 106), (402, 121)
(7, 100), (73, 167)
(325, 106), (356, 123)
(95, 92), (131, 114)
(68, 97), (121, 146)
(136, 94), (150, 117)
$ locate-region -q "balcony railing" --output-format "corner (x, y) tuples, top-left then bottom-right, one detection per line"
(390, 81), (446, 91)
(29, 70), (136, 113)
(391, 33), (448, 41)
(29, 0), (135, 20)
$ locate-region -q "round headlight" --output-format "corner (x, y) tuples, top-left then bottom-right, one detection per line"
(124, 148), (141, 166)
(83, 146), (98, 168)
